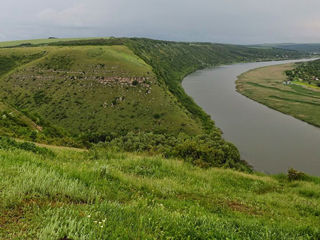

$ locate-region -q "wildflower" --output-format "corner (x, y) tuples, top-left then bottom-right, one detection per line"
(88, 215), (91, 218)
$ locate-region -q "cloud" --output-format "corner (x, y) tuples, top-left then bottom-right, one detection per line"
(1, 0), (320, 43)
(37, 4), (88, 27)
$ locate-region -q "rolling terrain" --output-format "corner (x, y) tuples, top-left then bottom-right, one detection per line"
(0, 38), (306, 141)
(1, 37), (318, 239)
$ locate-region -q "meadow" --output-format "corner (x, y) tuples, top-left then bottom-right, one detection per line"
(1, 138), (320, 239)
(236, 63), (320, 127)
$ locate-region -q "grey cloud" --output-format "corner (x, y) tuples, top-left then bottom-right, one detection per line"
(1, 0), (320, 44)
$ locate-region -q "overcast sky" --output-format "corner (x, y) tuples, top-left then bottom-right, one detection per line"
(1, 0), (320, 44)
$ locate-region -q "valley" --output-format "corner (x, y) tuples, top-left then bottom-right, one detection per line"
(0, 37), (319, 239)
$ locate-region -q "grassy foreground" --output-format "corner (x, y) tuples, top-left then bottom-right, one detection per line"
(236, 63), (320, 127)
(1, 140), (320, 239)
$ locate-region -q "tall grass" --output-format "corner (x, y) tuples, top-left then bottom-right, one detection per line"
(1, 144), (320, 239)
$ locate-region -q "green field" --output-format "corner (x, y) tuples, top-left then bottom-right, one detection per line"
(236, 63), (320, 127)
(0, 45), (202, 139)
(1, 138), (320, 239)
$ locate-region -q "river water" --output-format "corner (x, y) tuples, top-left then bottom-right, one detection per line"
(182, 60), (320, 175)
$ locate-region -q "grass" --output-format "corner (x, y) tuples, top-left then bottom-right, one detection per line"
(0, 141), (320, 239)
(292, 81), (320, 90)
(236, 63), (320, 127)
(0, 45), (202, 140)
(0, 37), (109, 48)
(0, 38), (307, 144)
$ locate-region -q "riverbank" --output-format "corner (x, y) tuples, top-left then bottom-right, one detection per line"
(236, 63), (320, 128)
(182, 60), (320, 175)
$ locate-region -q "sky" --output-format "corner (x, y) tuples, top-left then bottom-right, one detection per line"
(1, 0), (320, 44)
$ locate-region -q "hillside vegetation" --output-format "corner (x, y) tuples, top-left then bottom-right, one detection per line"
(250, 43), (320, 54)
(1, 138), (320, 239)
(0, 39), (318, 239)
(236, 63), (320, 127)
(0, 38), (306, 169)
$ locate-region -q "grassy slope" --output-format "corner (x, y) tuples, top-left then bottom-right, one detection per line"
(0, 101), (39, 136)
(0, 38), (305, 142)
(0, 37), (109, 48)
(0, 45), (202, 139)
(1, 144), (320, 239)
(236, 63), (320, 127)
(0, 47), (63, 141)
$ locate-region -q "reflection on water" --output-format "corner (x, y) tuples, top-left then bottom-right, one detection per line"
(182, 59), (320, 175)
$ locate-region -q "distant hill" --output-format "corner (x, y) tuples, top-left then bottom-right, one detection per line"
(250, 43), (320, 54)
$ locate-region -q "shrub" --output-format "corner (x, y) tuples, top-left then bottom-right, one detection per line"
(288, 168), (306, 181)
(106, 131), (252, 172)
(0, 136), (55, 157)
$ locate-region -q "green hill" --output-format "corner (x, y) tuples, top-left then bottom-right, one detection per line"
(0, 38), (305, 139)
(0, 37), (307, 169)
(0, 139), (319, 239)
(0, 45), (202, 139)
(250, 43), (320, 54)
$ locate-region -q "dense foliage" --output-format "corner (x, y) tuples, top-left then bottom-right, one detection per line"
(0, 136), (54, 156)
(102, 131), (251, 171)
(286, 59), (320, 87)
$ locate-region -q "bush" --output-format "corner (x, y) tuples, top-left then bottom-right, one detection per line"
(0, 136), (55, 157)
(288, 168), (305, 181)
(106, 131), (252, 172)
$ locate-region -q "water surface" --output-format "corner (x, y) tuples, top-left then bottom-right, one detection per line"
(182, 60), (320, 175)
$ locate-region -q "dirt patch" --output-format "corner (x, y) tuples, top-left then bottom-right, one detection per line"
(226, 200), (262, 215)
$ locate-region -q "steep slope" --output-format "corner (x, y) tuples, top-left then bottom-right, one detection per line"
(0, 45), (203, 141)
(0, 101), (39, 136)
(0, 48), (75, 143)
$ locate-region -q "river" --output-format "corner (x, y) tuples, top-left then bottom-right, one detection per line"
(182, 59), (320, 175)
